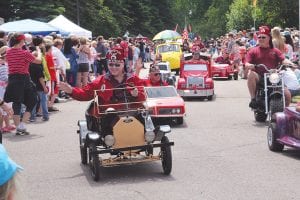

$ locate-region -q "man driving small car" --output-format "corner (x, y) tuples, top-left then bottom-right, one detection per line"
(59, 48), (145, 112)
(144, 64), (168, 87)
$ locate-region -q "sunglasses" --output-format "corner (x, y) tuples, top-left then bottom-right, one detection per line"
(108, 62), (121, 67)
(258, 36), (267, 39)
(154, 73), (161, 76)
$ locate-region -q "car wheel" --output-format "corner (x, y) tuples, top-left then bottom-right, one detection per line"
(267, 122), (284, 152)
(228, 75), (232, 80)
(269, 98), (284, 117)
(254, 111), (267, 122)
(80, 145), (88, 165)
(161, 136), (172, 175)
(89, 144), (101, 181)
(233, 72), (238, 80)
(207, 95), (213, 101)
(175, 117), (183, 125)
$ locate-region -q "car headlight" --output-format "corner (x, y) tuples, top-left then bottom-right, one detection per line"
(104, 135), (115, 147)
(145, 131), (155, 142)
(176, 108), (181, 113)
(269, 73), (280, 84)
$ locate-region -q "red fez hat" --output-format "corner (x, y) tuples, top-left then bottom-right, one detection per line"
(258, 26), (271, 37)
(106, 47), (124, 62)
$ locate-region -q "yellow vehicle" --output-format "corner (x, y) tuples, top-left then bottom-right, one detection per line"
(156, 42), (182, 72)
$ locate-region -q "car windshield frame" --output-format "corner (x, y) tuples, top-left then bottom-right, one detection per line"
(145, 86), (178, 98)
(157, 44), (180, 53)
(184, 64), (208, 71)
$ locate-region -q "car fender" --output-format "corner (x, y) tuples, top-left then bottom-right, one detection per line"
(273, 112), (287, 137)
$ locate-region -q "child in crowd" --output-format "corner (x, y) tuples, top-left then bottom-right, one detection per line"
(0, 46), (15, 132)
(44, 41), (59, 112)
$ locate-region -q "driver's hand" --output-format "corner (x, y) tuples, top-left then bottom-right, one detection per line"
(130, 87), (138, 97)
(58, 82), (73, 94)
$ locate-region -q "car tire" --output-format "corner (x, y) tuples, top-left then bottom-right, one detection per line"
(175, 117), (183, 125)
(89, 144), (101, 181)
(161, 136), (172, 175)
(207, 95), (213, 101)
(267, 122), (284, 152)
(80, 145), (88, 165)
(233, 72), (238, 80)
(254, 111), (267, 122)
(269, 98), (284, 118)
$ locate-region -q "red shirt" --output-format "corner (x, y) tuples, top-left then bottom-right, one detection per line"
(46, 52), (57, 81)
(215, 56), (231, 65)
(71, 73), (145, 111)
(6, 48), (35, 75)
(246, 46), (285, 76)
(144, 79), (168, 86)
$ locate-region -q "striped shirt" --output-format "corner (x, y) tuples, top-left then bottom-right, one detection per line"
(6, 48), (35, 75)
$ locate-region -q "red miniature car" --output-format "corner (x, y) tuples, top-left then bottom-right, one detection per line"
(145, 86), (186, 125)
(211, 63), (236, 80)
(177, 53), (214, 100)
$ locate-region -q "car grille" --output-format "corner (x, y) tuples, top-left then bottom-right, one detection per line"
(187, 76), (204, 88)
(158, 108), (174, 115)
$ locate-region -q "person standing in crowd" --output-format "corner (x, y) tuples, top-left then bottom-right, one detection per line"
(0, 46), (15, 133)
(283, 31), (294, 60)
(95, 36), (108, 76)
(63, 37), (78, 87)
(76, 37), (91, 88)
(246, 26), (293, 109)
(0, 144), (22, 199)
(271, 26), (286, 53)
(44, 41), (59, 112)
(4, 33), (42, 135)
(29, 38), (49, 122)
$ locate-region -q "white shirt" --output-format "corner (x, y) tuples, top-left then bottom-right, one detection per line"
(283, 68), (300, 90)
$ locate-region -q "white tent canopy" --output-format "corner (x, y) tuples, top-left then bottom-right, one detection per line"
(48, 15), (92, 38)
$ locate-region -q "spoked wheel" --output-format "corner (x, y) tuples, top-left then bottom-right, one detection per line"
(80, 145), (88, 165)
(267, 122), (284, 152)
(89, 144), (101, 181)
(160, 136), (172, 175)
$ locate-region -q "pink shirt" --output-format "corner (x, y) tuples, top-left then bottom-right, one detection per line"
(6, 48), (35, 75)
(246, 46), (285, 75)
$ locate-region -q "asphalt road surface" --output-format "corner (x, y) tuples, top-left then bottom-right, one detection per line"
(3, 73), (300, 200)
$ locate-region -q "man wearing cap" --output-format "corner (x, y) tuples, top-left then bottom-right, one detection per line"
(59, 49), (145, 111)
(144, 64), (168, 87)
(0, 144), (22, 200)
(245, 25), (294, 109)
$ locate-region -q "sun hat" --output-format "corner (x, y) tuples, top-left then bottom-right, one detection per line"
(0, 144), (23, 186)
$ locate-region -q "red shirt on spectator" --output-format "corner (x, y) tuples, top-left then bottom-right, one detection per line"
(45, 52), (57, 81)
(6, 48), (35, 75)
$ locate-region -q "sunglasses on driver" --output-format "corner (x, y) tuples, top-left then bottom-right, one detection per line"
(108, 62), (122, 67)
(258, 36), (267, 39)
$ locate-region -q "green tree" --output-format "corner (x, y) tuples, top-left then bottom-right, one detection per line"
(226, 0), (254, 31)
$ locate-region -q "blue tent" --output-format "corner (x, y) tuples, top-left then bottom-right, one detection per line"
(0, 19), (60, 36)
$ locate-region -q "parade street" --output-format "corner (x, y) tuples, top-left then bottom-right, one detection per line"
(3, 75), (300, 200)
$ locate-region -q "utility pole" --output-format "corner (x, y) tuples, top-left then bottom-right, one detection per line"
(76, 0), (80, 26)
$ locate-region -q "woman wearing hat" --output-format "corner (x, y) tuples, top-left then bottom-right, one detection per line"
(246, 26), (294, 109)
(4, 32), (42, 135)
(0, 144), (22, 200)
(59, 48), (145, 111)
